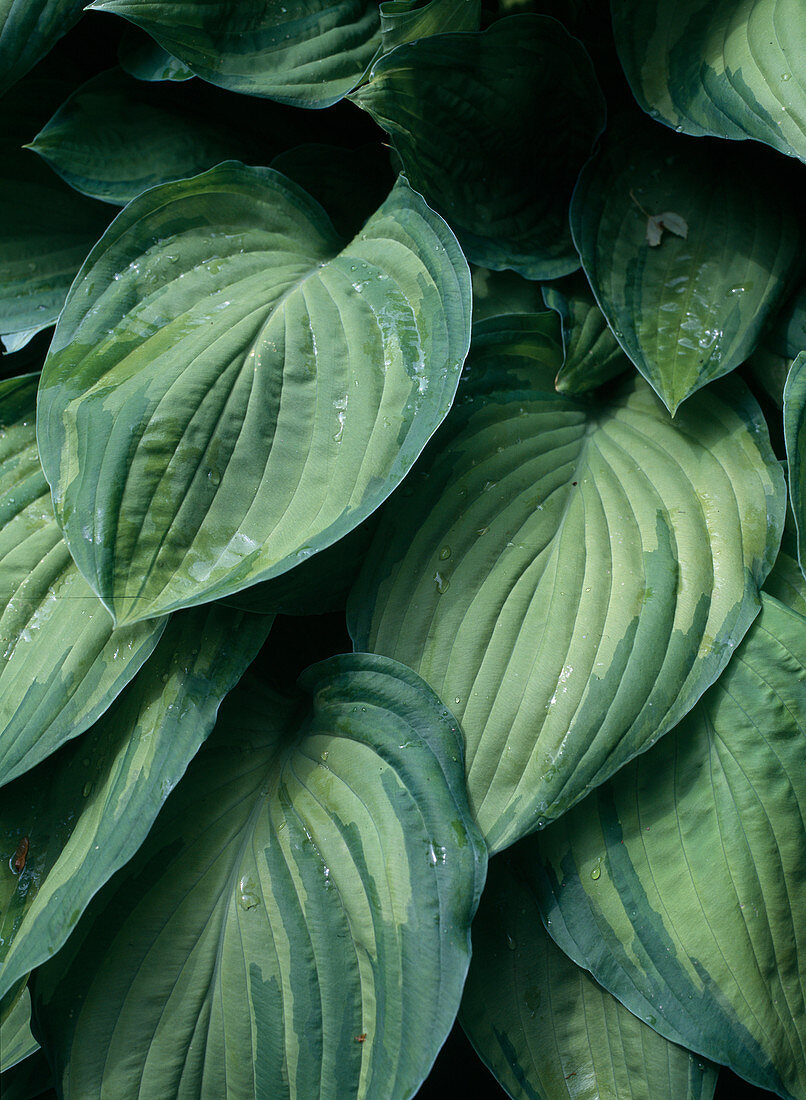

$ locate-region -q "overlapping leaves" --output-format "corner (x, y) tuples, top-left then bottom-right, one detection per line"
(351, 15), (605, 279)
(571, 116), (802, 413)
(461, 854), (720, 1100)
(529, 594), (806, 1098)
(0, 604), (271, 1001)
(31, 656), (487, 1099)
(0, 374), (164, 785)
(89, 0), (383, 107)
(349, 315), (784, 851)
(37, 167), (471, 624)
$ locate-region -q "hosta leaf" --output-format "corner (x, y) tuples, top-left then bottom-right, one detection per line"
(348, 316), (785, 851)
(784, 351), (806, 579)
(350, 15), (605, 279)
(379, 0), (480, 52)
(0, 375), (165, 785)
(28, 67), (291, 206)
(0, 986), (36, 1072)
(530, 594), (806, 1098)
(0, 77), (110, 347)
(571, 117), (802, 413)
(0, 605), (271, 1001)
(0, 0), (85, 97)
(88, 0), (382, 107)
(461, 854), (719, 1100)
(32, 655), (487, 1099)
(612, 0), (806, 163)
(542, 274), (628, 395)
(270, 142), (394, 241)
(37, 167), (471, 625)
(118, 24), (193, 81)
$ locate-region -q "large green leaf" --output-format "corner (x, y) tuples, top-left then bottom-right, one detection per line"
(379, 0), (480, 52)
(32, 654), (487, 1099)
(350, 15), (605, 279)
(0, 0), (85, 96)
(570, 117), (802, 414)
(0, 605), (271, 1001)
(88, 0), (382, 107)
(37, 167), (471, 625)
(461, 854), (720, 1100)
(0, 76), (110, 347)
(784, 352), (806, 579)
(0, 375), (165, 786)
(530, 594), (806, 1098)
(0, 986), (36, 1072)
(612, 0), (806, 163)
(28, 67), (296, 206)
(542, 274), (628, 395)
(348, 316), (785, 851)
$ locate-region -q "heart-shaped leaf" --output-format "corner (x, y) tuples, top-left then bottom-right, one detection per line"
(31, 655), (487, 1099)
(612, 0), (806, 163)
(88, 0), (383, 107)
(0, 0), (84, 96)
(530, 593), (806, 1098)
(0, 605), (272, 1001)
(0, 375), (165, 786)
(350, 14), (605, 279)
(461, 853), (719, 1100)
(348, 315), (785, 851)
(37, 166), (471, 625)
(571, 117), (802, 413)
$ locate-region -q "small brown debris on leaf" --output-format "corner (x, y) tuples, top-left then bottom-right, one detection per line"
(11, 835), (29, 873)
(355, 1033), (367, 1043)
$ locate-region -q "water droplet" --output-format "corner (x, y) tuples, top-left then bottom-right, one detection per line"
(82, 781), (93, 798)
(438, 546), (451, 561)
(434, 571), (450, 594)
(207, 469), (221, 486)
(238, 873), (260, 910)
(590, 862), (602, 881)
(506, 932), (516, 950)
(782, 72), (792, 81)
(320, 750), (329, 762)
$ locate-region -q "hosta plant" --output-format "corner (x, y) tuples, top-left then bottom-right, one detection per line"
(1, 2), (805, 1098)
